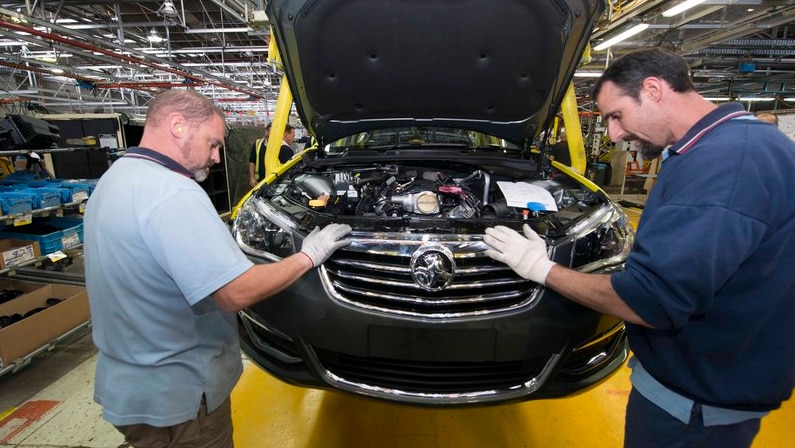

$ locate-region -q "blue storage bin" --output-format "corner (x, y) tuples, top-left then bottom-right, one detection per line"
(37, 216), (84, 249)
(72, 179), (99, 194)
(22, 188), (61, 209)
(1, 171), (37, 182)
(0, 181), (30, 188)
(30, 187), (69, 205)
(53, 182), (90, 203)
(0, 192), (35, 215)
(0, 225), (62, 254)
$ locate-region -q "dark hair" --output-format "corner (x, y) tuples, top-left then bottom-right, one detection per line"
(145, 90), (225, 128)
(592, 48), (696, 102)
(284, 124), (295, 132)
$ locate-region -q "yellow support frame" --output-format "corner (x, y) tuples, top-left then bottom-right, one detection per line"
(263, 34), (294, 178)
(560, 82), (586, 175)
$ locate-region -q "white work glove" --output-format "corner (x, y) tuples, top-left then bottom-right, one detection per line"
(483, 224), (555, 285)
(300, 224), (352, 267)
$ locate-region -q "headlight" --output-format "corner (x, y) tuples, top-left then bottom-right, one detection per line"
(569, 202), (634, 272)
(232, 196), (299, 261)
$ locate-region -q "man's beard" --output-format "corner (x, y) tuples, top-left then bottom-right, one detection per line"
(634, 139), (665, 160)
(194, 167), (210, 183)
(177, 140), (212, 182)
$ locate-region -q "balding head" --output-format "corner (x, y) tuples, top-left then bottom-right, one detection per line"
(145, 90), (225, 129)
(138, 90), (226, 179)
(755, 113), (778, 127)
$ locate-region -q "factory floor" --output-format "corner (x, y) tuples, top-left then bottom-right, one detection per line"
(0, 326), (793, 448)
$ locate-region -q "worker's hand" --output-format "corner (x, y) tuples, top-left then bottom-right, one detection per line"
(300, 224), (352, 267)
(249, 176), (257, 187)
(483, 224), (555, 284)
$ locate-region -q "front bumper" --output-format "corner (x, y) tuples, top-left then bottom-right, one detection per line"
(238, 264), (628, 407)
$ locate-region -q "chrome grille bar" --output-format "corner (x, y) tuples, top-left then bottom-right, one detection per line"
(333, 259), (511, 275)
(328, 269), (527, 290)
(332, 281), (530, 304)
(320, 232), (540, 317)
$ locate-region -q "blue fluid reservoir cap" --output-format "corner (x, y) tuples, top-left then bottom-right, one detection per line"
(526, 202), (546, 212)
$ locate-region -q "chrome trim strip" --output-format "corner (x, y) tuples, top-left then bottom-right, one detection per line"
(333, 259), (510, 275)
(317, 352), (563, 405)
(328, 269), (526, 290)
(332, 281), (528, 304)
(571, 322), (625, 354)
(342, 233), (490, 255)
(234, 231), (282, 262)
(238, 310), (302, 364)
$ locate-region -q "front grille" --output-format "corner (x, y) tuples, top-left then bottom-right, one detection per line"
(315, 349), (547, 394)
(320, 233), (539, 317)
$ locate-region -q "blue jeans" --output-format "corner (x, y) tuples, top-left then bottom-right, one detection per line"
(624, 388), (761, 448)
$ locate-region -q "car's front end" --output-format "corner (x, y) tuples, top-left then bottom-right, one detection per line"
(232, 0), (632, 406)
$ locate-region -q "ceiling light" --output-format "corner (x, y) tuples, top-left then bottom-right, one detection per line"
(51, 68), (64, 74)
(662, 0), (707, 17)
(158, 0), (179, 19)
(593, 24), (649, 51)
(784, 98), (795, 102)
(185, 27), (252, 34)
(701, 97), (730, 101)
(574, 71), (603, 78)
(737, 97), (775, 102)
(147, 28), (164, 43)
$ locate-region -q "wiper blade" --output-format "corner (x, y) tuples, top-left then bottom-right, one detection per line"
(365, 142), (472, 150)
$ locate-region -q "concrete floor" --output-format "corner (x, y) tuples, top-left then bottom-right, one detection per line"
(0, 326), (793, 448)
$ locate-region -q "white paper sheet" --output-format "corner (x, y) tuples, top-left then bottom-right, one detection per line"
(496, 181), (558, 211)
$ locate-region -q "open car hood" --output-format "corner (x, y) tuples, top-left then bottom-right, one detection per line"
(266, 0), (604, 146)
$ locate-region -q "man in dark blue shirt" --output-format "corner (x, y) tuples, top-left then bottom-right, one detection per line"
(484, 48), (795, 447)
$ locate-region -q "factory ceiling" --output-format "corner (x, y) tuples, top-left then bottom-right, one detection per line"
(0, 0), (794, 120)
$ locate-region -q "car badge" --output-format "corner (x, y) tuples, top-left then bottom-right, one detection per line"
(410, 244), (455, 291)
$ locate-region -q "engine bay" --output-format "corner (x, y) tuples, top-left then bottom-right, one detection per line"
(256, 161), (608, 235)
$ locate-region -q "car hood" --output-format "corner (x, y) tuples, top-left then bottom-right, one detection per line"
(266, 0), (605, 146)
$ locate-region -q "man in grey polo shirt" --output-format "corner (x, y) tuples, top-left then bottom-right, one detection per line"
(84, 90), (351, 448)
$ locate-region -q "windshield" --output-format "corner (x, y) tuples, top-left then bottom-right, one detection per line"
(325, 127), (520, 154)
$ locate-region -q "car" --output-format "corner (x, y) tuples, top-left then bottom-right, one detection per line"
(231, 0), (633, 407)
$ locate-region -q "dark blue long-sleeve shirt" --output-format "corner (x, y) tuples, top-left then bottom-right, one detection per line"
(612, 103), (795, 411)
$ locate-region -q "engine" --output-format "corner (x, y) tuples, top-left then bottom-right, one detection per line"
(279, 166), (491, 219)
(271, 164), (581, 220)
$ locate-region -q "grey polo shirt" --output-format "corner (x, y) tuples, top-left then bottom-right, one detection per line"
(84, 149), (253, 427)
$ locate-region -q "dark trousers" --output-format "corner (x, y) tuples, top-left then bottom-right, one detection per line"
(114, 396), (233, 448)
(624, 388), (761, 448)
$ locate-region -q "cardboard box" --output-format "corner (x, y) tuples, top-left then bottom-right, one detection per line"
(0, 278), (49, 306)
(0, 284), (89, 369)
(0, 239), (42, 270)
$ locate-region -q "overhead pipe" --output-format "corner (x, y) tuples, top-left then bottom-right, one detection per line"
(208, 0), (248, 24)
(0, 10), (265, 99)
(0, 18), (262, 99)
(677, 6), (795, 54)
(0, 28), (147, 82)
(93, 81), (204, 89)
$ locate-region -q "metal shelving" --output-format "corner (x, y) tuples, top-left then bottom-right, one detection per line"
(0, 200), (85, 225)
